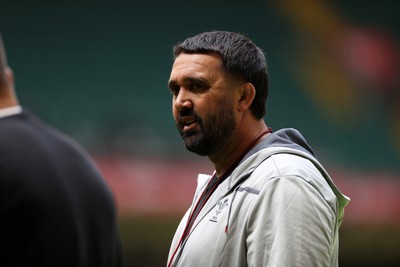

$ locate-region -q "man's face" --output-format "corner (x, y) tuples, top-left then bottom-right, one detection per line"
(168, 53), (238, 156)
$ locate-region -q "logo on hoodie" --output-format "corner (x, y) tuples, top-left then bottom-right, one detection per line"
(210, 198), (229, 223)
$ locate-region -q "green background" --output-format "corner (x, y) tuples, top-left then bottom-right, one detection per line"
(2, 0), (399, 171)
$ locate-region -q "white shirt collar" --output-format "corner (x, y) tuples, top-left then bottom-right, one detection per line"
(0, 105), (22, 119)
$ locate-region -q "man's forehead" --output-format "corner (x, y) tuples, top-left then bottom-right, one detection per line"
(170, 53), (223, 79)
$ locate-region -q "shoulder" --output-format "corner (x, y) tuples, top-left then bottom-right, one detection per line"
(241, 148), (321, 183)
(257, 152), (321, 179)
(244, 150), (337, 206)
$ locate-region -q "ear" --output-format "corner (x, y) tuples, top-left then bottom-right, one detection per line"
(237, 82), (256, 112)
(0, 66), (15, 91)
(5, 66), (14, 85)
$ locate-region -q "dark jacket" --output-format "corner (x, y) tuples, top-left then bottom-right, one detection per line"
(0, 109), (124, 267)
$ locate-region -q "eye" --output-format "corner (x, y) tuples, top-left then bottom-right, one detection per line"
(168, 84), (180, 97)
(191, 84), (202, 91)
(190, 82), (208, 93)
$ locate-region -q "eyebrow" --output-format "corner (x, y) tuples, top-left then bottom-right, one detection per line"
(168, 76), (209, 90)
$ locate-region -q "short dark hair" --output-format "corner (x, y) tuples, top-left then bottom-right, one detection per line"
(173, 31), (269, 119)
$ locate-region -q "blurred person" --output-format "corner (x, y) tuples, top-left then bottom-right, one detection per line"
(0, 35), (124, 267)
(166, 31), (350, 267)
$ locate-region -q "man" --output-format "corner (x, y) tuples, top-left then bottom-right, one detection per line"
(166, 31), (350, 267)
(0, 35), (124, 266)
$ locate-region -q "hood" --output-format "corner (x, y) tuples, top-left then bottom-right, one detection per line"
(231, 128), (350, 224)
(242, 128), (316, 163)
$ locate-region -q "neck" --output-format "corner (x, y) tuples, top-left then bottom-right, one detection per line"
(0, 98), (18, 109)
(0, 90), (18, 109)
(210, 120), (271, 177)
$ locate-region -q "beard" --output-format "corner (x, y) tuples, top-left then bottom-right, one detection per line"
(177, 98), (236, 156)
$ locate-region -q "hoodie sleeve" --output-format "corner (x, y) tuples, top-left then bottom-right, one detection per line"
(246, 175), (337, 267)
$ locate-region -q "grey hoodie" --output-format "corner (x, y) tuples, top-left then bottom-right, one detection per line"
(167, 128), (350, 267)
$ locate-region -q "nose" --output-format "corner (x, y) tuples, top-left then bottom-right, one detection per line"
(173, 88), (193, 111)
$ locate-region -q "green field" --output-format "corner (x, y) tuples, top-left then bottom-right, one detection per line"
(119, 216), (400, 267)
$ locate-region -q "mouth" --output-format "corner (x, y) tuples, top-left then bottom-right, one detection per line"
(181, 118), (198, 132)
(178, 108), (201, 133)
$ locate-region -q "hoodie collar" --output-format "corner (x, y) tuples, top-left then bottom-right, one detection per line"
(0, 105), (22, 119)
